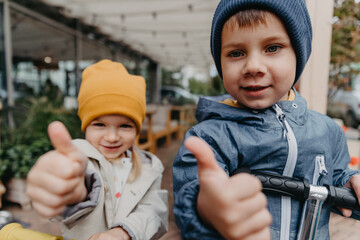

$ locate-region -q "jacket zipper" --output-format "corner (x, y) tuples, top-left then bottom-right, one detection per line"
(273, 104), (298, 240)
(313, 155), (328, 185)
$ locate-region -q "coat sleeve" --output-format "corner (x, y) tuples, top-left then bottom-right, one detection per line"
(61, 166), (102, 228)
(331, 123), (360, 187)
(173, 129), (226, 240)
(111, 175), (168, 240)
(330, 121), (360, 220)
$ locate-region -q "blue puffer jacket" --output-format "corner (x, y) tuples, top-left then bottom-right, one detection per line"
(173, 89), (360, 240)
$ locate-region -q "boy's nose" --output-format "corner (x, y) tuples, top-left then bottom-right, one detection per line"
(242, 53), (266, 77)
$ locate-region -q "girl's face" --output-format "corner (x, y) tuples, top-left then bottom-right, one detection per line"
(221, 12), (296, 109)
(85, 114), (137, 161)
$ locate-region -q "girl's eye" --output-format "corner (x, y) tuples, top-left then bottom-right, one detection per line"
(228, 51), (244, 58)
(266, 45), (281, 53)
(121, 124), (134, 128)
(93, 122), (105, 127)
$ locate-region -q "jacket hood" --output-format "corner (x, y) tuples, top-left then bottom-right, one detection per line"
(195, 89), (308, 127)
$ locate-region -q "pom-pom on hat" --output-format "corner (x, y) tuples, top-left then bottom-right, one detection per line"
(211, 0), (312, 85)
(78, 59), (146, 132)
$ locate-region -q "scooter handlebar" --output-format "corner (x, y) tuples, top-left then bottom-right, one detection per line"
(253, 171), (310, 202)
(237, 171), (360, 211)
(326, 185), (360, 211)
(0, 223), (64, 240)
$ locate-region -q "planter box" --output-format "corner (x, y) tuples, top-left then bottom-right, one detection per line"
(0, 180), (5, 208)
(5, 178), (31, 211)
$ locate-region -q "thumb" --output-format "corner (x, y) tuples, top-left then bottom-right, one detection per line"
(48, 121), (87, 171)
(48, 121), (76, 155)
(184, 136), (227, 179)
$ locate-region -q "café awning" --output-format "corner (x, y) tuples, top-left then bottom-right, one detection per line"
(41, 0), (220, 72)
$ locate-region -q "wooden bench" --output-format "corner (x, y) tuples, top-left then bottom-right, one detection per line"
(136, 108), (155, 152)
(138, 104), (181, 153)
(171, 104), (197, 140)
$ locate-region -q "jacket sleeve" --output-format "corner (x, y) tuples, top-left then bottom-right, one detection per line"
(173, 129), (225, 240)
(62, 166), (102, 228)
(330, 121), (360, 220)
(331, 123), (360, 187)
(111, 175), (168, 240)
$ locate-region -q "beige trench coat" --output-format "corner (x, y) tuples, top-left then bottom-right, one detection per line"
(61, 139), (168, 240)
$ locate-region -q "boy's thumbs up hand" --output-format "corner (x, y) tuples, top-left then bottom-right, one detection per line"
(184, 136), (272, 240)
(26, 121), (88, 218)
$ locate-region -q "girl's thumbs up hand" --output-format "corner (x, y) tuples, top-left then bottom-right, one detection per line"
(26, 121), (88, 218)
(185, 136), (272, 240)
(47, 121), (88, 178)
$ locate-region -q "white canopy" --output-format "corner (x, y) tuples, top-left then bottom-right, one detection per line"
(41, 0), (220, 73)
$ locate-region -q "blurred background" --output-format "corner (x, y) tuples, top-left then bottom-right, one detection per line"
(1, 0), (360, 239)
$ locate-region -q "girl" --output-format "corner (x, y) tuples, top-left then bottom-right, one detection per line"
(26, 59), (168, 240)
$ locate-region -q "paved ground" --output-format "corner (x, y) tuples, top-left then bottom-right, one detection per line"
(329, 212), (360, 240)
(2, 127), (360, 239)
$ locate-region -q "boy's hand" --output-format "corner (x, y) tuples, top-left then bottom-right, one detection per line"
(185, 136), (272, 240)
(340, 174), (360, 217)
(26, 121), (88, 218)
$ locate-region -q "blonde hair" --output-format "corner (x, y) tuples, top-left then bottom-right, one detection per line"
(127, 146), (142, 182)
(224, 9), (269, 30)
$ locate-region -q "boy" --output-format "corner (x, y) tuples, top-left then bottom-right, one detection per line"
(173, 0), (360, 239)
(27, 60), (168, 240)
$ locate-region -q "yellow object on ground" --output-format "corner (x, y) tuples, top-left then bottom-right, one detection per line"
(0, 223), (63, 240)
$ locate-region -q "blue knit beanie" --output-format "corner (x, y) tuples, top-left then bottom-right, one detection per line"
(211, 0), (312, 85)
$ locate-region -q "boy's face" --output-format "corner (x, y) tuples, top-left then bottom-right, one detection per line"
(221, 12), (296, 109)
(85, 114), (137, 161)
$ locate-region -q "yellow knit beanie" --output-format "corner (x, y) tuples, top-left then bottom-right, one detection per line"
(78, 59), (146, 132)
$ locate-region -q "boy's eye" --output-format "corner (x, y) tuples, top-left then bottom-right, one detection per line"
(266, 45), (281, 53)
(228, 51), (244, 58)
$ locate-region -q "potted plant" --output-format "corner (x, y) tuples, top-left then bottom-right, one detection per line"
(0, 96), (83, 210)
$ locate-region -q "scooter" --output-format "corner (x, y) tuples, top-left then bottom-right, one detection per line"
(0, 222), (70, 240)
(242, 170), (360, 240)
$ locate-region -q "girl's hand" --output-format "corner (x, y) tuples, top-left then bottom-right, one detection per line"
(340, 174), (360, 217)
(88, 227), (130, 240)
(26, 121), (88, 218)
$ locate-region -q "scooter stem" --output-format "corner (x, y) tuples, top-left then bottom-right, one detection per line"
(297, 185), (329, 240)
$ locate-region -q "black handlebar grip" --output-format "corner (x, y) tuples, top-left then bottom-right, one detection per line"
(325, 185), (360, 211)
(233, 168), (360, 211)
(253, 172), (310, 202)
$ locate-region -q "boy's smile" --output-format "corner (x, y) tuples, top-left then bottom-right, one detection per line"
(85, 114), (137, 161)
(242, 85), (270, 96)
(221, 12), (296, 109)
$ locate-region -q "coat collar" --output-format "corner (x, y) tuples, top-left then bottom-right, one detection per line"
(196, 88), (308, 127)
(72, 139), (164, 220)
